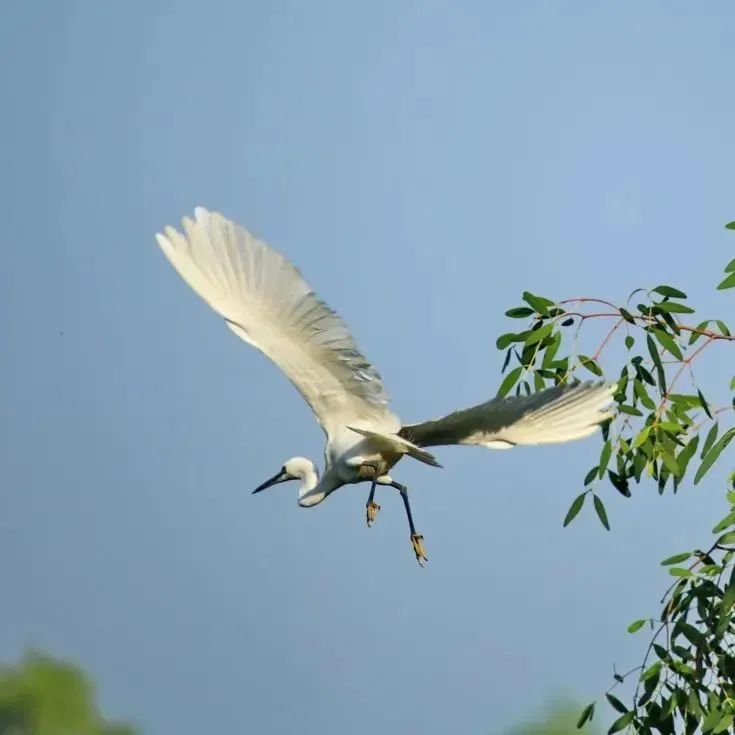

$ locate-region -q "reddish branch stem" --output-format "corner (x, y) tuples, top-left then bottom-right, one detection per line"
(593, 318), (625, 361)
(558, 311), (735, 342)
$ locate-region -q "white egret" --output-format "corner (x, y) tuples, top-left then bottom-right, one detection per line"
(156, 208), (615, 565)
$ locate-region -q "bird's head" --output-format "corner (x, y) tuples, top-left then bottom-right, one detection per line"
(252, 457), (319, 500)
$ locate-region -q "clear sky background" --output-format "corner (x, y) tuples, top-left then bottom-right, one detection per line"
(2, 1), (734, 733)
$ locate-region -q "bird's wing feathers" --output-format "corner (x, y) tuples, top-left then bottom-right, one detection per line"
(156, 207), (398, 436)
(399, 381), (616, 448)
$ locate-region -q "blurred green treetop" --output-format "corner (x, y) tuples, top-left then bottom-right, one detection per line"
(0, 650), (136, 735)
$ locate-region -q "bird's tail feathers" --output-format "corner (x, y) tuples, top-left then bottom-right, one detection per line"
(346, 426), (442, 468)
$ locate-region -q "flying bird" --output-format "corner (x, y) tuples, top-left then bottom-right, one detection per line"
(156, 208), (615, 565)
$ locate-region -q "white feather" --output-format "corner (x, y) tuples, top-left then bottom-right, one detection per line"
(400, 381), (616, 448)
(155, 207), (399, 437)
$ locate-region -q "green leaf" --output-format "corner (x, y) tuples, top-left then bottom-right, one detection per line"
(669, 567), (692, 577)
(633, 426), (652, 449)
(635, 362), (656, 387)
(501, 347), (513, 373)
(605, 693), (628, 714)
(633, 379), (656, 410)
(564, 493), (586, 527)
(717, 531), (735, 546)
(561, 317), (575, 327)
(730, 376), (735, 390)
(598, 441), (612, 479)
(712, 511), (735, 533)
(676, 435), (700, 476)
(646, 334), (666, 393)
(579, 355), (603, 377)
(725, 257), (735, 273)
(533, 371), (544, 391)
(669, 393), (699, 407)
(521, 291), (553, 316)
(619, 308), (636, 324)
(697, 388), (713, 419)
(608, 711), (634, 733)
(505, 306), (534, 318)
(496, 333), (519, 350)
(657, 307), (681, 335)
(721, 581), (735, 611)
(627, 618), (647, 633)
(525, 322), (553, 346)
(660, 446), (679, 476)
(640, 661), (661, 682)
(701, 422), (719, 458)
(593, 494), (610, 530)
(653, 328), (683, 360)
(576, 702), (595, 729)
(624, 335), (634, 349)
(726, 221), (735, 230)
(583, 466), (599, 486)
(716, 319), (731, 336)
(695, 428), (735, 485)
(717, 272), (735, 290)
(541, 331), (561, 367)
(608, 470), (631, 497)
(497, 366), (523, 398)
(653, 285), (687, 299)
(661, 552), (691, 566)
(677, 621), (705, 647)
(687, 689), (703, 717)
(697, 388), (712, 418)
(655, 301), (695, 314)
(618, 404), (643, 416)
(702, 708), (725, 733)
(689, 319), (712, 344)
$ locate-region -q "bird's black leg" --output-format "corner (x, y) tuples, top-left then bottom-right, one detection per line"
(390, 481), (428, 566)
(359, 462), (381, 527)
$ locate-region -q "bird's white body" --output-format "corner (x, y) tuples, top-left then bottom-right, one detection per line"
(286, 432), (403, 508)
(156, 207), (616, 562)
(283, 421), (427, 507)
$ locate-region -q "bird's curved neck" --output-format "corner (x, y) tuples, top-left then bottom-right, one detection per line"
(299, 464), (320, 492)
(298, 463), (334, 507)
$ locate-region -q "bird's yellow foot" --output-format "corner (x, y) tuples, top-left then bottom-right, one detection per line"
(411, 534), (428, 566)
(366, 501), (380, 527)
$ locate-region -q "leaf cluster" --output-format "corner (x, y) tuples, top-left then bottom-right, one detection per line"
(498, 275), (734, 533)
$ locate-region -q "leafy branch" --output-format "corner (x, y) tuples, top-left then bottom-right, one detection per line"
(496, 236), (735, 532)
(495, 220), (735, 734)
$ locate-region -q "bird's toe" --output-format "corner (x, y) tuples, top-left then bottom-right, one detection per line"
(411, 534), (428, 566)
(366, 501), (380, 527)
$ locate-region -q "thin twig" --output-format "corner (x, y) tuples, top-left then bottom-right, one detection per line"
(593, 318), (625, 361)
(554, 307), (735, 343)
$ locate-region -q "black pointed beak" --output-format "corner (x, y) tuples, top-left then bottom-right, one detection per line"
(252, 469), (289, 495)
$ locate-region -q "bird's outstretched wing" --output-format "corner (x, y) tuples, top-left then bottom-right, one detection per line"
(156, 207), (398, 436)
(399, 381), (615, 449)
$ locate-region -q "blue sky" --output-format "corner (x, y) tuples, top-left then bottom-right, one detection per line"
(2, 1), (734, 733)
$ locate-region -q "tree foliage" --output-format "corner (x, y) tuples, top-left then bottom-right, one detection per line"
(0, 650), (137, 735)
(495, 221), (735, 734)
